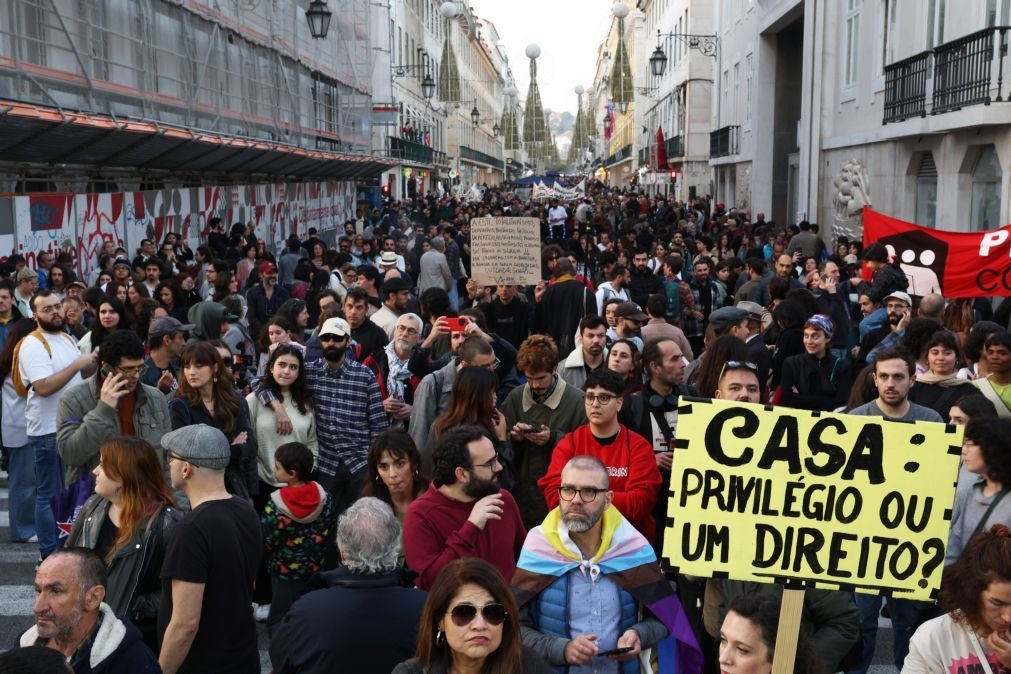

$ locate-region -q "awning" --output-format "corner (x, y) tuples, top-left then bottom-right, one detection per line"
(0, 100), (396, 180)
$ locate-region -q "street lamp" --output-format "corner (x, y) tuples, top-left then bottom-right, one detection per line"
(421, 73), (436, 99)
(492, 121), (501, 137)
(470, 104), (480, 126)
(306, 0), (332, 39)
(649, 44), (668, 77)
(618, 100), (629, 114)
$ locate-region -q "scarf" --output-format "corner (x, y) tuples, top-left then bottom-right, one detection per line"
(513, 506), (703, 674)
(915, 371), (964, 388)
(384, 341), (412, 400)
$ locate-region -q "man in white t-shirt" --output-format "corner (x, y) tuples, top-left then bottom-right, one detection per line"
(547, 199), (568, 241)
(18, 290), (96, 560)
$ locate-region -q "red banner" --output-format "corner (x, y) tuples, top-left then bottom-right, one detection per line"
(863, 209), (1011, 298)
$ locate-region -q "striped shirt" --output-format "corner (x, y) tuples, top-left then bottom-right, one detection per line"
(257, 355), (387, 476)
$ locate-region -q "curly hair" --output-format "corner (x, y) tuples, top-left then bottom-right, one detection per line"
(516, 335), (559, 375)
(940, 524), (1011, 633)
(724, 592), (825, 674)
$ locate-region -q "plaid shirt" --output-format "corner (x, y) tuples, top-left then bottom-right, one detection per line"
(257, 355), (388, 476)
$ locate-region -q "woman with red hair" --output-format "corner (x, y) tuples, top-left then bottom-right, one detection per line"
(67, 436), (181, 649)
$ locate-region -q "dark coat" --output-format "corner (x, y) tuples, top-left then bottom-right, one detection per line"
(534, 278), (596, 359)
(270, 567), (427, 674)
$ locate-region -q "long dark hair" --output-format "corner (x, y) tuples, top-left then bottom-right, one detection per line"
(361, 428), (430, 503)
(0, 318), (40, 382)
(260, 343), (312, 415)
(432, 366), (498, 439)
(414, 558), (523, 674)
(695, 334), (749, 398)
(177, 342), (242, 434)
(91, 296), (128, 351)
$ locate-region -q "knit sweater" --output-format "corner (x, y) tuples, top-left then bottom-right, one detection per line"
(247, 391), (318, 488)
(402, 483), (526, 591)
(538, 425), (662, 541)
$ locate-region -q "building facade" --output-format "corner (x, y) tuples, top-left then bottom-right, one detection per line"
(709, 0), (1011, 236)
(635, 0), (715, 200)
(591, 0), (640, 188)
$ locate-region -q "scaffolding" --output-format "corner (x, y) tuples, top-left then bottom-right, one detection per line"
(0, 0), (377, 182)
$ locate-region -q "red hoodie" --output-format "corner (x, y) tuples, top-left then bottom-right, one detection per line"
(538, 424), (662, 540)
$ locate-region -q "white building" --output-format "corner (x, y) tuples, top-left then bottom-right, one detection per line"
(711, 0), (1011, 235)
(634, 0), (715, 200)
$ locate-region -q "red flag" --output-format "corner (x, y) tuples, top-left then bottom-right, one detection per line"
(656, 126), (667, 170)
(863, 209), (1011, 298)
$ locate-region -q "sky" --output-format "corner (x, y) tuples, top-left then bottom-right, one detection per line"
(469, 0), (611, 117)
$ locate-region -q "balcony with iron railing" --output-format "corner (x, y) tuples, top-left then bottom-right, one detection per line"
(389, 136), (434, 165)
(709, 126), (739, 158)
(604, 144), (633, 168)
(666, 134), (685, 158)
(883, 26), (1010, 124)
(460, 145), (504, 170)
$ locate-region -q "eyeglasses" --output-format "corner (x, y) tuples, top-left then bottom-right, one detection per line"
(36, 302), (63, 314)
(719, 360), (758, 380)
(116, 364), (148, 377)
(166, 452), (188, 464)
(584, 393), (617, 406)
(472, 453), (501, 471)
(448, 602), (508, 627)
(558, 485), (607, 503)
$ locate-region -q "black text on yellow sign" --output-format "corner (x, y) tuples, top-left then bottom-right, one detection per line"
(662, 398), (963, 601)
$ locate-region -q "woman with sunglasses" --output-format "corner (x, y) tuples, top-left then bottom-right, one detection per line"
(170, 342), (256, 499)
(779, 314), (852, 411)
(66, 437), (180, 650)
(393, 557), (553, 674)
(248, 343), (316, 498)
(905, 525), (1011, 674)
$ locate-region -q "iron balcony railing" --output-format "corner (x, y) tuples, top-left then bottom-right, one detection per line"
(604, 144), (632, 168)
(459, 145), (505, 170)
(666, 134), (685, 158)
(709, 126), (739, 158)
(389, 136), (434, 165)
(882, 26), (1010, 124)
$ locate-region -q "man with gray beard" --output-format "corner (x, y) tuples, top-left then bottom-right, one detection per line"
(514, 456), (672, 670)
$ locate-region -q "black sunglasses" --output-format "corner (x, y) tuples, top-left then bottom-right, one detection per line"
(448, 602), (508, 627)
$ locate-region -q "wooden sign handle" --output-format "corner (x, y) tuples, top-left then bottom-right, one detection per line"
(771, 589), (806, 674)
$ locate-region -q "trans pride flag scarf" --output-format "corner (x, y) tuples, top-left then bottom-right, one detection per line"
(512, 505), (703, 674)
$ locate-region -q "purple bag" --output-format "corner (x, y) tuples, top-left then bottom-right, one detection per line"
(50, 463), (94, 548)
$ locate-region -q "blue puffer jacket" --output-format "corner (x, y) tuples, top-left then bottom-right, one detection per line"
(528, 572), (639, 674)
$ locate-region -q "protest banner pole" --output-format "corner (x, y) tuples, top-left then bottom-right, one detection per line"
(770, 588), (805, 674)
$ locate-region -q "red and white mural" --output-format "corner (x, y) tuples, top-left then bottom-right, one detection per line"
(3, 180), (357, 278)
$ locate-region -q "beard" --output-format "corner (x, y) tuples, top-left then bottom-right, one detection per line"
(323, 345), (345, 362)
(463, 474), (499, 499)
(35, 603), (82, 642)
(562, 505), (605, 533)
(36, 314), (64, 332)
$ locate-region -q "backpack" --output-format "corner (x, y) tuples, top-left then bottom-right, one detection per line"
(12, 329), (76, 396)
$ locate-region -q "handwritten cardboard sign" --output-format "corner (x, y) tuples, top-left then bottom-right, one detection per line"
(662, 398), (962, 601)
(470, 217), (542, 286)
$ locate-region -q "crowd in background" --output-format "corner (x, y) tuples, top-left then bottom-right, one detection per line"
(1, 183), (1011, 674)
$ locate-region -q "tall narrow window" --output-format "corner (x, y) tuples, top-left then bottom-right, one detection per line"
(927, 0), (946, 48)
(722, 69), (729, 125)
(971, 146), (1002, 231)
(882, 0), (897, 68)
(915, 153), (937, 228)
(844, 0), (862, 87)
(745, 54), (753, 122)
(733, 62), (740, 123)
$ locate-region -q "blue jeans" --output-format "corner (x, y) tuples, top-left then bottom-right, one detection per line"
(447, 282), (460, 311)
(849, 594), (925, 673)
(32, 434), (61, 558)
(8, 443), (37, 541)
(859, 307), (886, 339)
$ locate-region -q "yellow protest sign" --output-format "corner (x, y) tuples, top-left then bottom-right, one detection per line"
(470, 217), (542, 286)
(662, 398), (962, 601)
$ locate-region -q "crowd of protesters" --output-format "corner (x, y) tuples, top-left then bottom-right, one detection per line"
(2, 184), (1011, 674)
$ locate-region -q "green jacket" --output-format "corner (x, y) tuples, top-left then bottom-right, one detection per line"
(718, 580), (860, 673)
(501, 377), (587, 529)
(56, 374), (172, 485)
